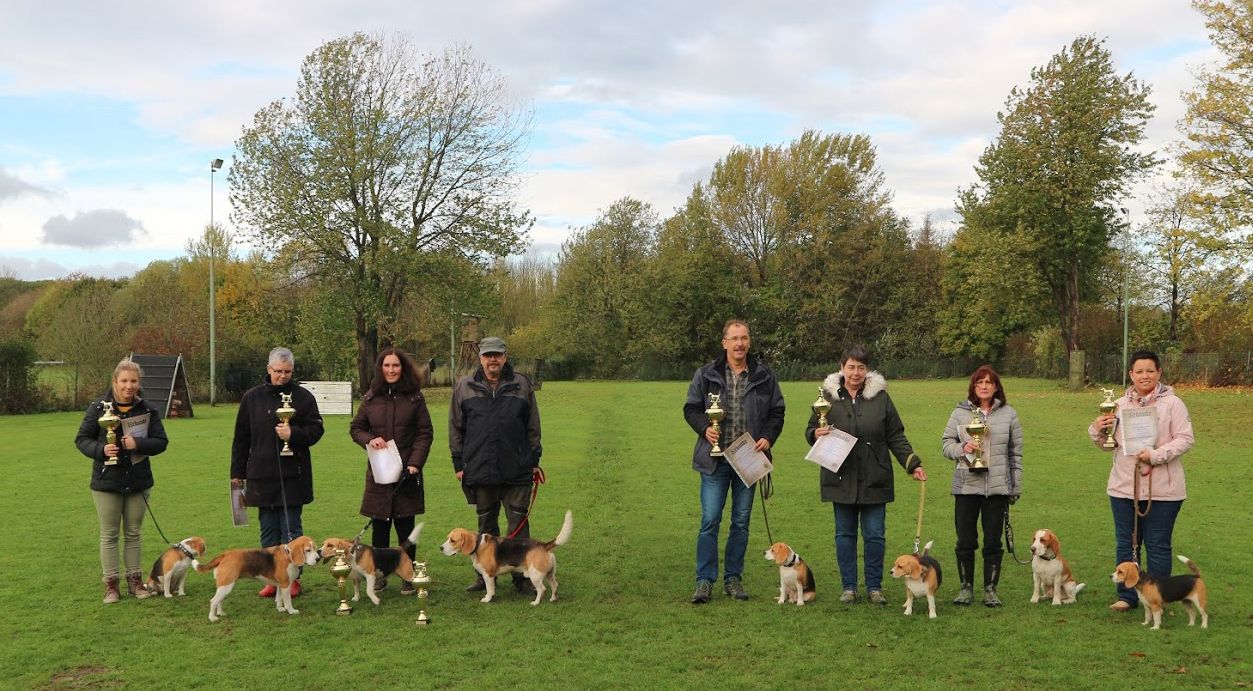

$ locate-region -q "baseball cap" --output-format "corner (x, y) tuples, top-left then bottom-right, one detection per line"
(478, 336), (507, 355)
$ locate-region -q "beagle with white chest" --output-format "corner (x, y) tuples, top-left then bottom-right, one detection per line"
(441, 510), (573, 605)
(193, 535), (320, 622)
(1111, 555), (1208, 630)
(1029, 529), (1085, 605)
(145, 536), (207, 598)
(890, 540), (943, 619)
(762, 542), (816, 605)
(319, 523), (423, 605)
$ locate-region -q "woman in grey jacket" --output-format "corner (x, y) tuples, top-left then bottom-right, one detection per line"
(941, 365), (1022, 607)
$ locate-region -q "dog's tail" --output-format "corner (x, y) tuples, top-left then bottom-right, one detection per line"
(192, 554), (226, 573)
(399, 522), (424, 552)
(919, 540), (933, 557)
(1177, 554), (1202, 578)
(544, 510), (574, 550)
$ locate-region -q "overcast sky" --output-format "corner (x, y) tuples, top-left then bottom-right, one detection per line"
(0, 0), (1214, 281)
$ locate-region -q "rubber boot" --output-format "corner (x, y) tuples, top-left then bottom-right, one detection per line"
(983, 557), (1002, 607)
(953, 554), (974, 605)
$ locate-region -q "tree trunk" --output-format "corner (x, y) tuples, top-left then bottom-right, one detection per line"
(355, 313), (378, 393)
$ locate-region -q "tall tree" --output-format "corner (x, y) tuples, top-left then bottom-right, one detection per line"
(960, 36), (1157, 353)
(230, 33), (532, 388)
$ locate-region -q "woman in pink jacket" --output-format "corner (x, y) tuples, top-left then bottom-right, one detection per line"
(1089, 350), (1194, 612)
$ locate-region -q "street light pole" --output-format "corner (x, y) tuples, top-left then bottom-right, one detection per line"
(210, 158), (224, 406)
(1120, 207), (1130, 388)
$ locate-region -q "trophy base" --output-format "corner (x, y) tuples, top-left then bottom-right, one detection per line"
(104, 459), (118, 466)
(280, 449), (295, 457)
(335, 602), (353, 615)
(1100, 442), (1118, 451)
(415, 612), (431, 625)
(710, 450), (724, 458)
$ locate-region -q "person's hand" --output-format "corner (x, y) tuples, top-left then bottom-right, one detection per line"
(704, 426), (719, 445)
(1135, 449), (1152, 464)
(406, 465), (419, 476)
(1094, 413), (1116, 431)
(121, 435), (138, 451)
(455, 470), (464, 482)
(754, 438), (771, 453)
(814, 426), (831, 438)
(912, 467), (927, 482)
(275, 421), (291, 441)
(231, 478), (245, 489)
(1010, 494), (1020, 505)
(962, 441), (978, 454)
(368, 437), (387, 450)
(104, 443), (119, 457)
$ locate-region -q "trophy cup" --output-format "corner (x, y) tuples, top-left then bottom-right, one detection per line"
(705, 393), (725, 457)
(276, 393), (296, 457)
(1099, 388), (1118, 450)
(811, 387), (831, 429)
(412, 560), (432, 626)
(98, 401), (121, 466)
(331, 548), (353, 615)
(964, 410), (988, 471)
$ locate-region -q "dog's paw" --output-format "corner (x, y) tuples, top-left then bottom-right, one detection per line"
(928, 611), (937, 619)
(1029, 595), (1039, 603)
(796, 600), (805, 607)
(480, 596), (492, 603)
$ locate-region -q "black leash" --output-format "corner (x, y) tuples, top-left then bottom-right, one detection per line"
(140, 489), (175, 547)
(351, 468), (420, 549)
(757, 472), (774, 546)
(1003, 504), (1031, 565)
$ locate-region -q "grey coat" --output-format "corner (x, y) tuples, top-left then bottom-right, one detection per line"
(940, 400), (1023, 497)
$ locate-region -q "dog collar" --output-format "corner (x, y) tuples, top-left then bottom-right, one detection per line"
(783, 553), (799, 567)
(1037, 550), (1056, 561)
(471, 533), (486, 556)
(174, 542), (197, 560)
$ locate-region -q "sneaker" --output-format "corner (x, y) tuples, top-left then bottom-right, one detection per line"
(867, 590), (888, 605)
(953, 585), (974, 605)
(514, 579), (538, 596)
(290, 580), (302, 598)
(103, 577), (121, 604)
(1109, 600), (1134, 612)
(839, 590), (857, 604)
(258, 584), (277, 598)
(465, 574), (487, 592)
(983, 585), (1002, 608)
(374, 577), (389, 592)
(723, 577), (749, 600)
(400, 581), (416, 596)
(691, 580), (713, 604)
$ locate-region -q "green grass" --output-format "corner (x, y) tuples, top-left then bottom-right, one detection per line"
(2, 379), (1249, 689)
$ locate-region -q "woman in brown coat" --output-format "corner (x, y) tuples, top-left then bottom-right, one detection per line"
(349, 347), (434, 594)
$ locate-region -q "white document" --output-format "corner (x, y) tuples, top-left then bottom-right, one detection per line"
(805, 427), (857, 473)
(121, 413), (150, 463)
(367, 439), (403, 484)
(724, 432), (774, 488)
(230, 482), (249, 527)
(1120, 406), (1158, 455)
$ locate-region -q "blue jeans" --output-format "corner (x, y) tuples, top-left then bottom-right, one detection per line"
(695, 461), (754, 584)
(259, 505), (304, 548)
(1110, 497), (1182, 606)
(834, 502), (887, 592)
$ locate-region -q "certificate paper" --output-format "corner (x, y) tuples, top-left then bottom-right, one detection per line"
(805, 427), (858, 473)
(1120, 406), (1158, 455)
(725, 433), (774, 488)
(367, 439), (403, 484)
(230, 482), (249, 527)
(121, 413), (150, 463)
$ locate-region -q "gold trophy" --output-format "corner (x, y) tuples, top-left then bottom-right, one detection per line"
(811, 387), (831, 429)
(412, 560), (432, 626)
(705, 393), (725, 457)
(276, 392), (296, 457)
(964, 410), (988, 471)
(1099, 388), (1118, 450)
(98, 401), (121, 466)
(331, 548), (353, 615)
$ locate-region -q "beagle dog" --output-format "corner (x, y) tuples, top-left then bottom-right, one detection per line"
(1111, 555), (1208, 630)
(890, 540), (943, 619)
(762, 542), (816, 605)
(441, 510), (573, 605)
(145, 536), (207, 598)
(1029, 529), (1085, 605)
(318, 523), (423, 605)
(193, 535), (320, 622)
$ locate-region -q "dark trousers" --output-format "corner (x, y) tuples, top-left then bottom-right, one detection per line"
(372, 515), (417, 560)
(953, 494), (1009, 587)
(1110, 497), (1183, 606)
(258, 505), (303, 548)
(473, 484), (532, 583)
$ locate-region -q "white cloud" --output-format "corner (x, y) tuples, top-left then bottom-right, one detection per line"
(42, 209), (146, 247)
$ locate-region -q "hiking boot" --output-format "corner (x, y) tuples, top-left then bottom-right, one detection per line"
(103, 577), (121, 604)
(839, 590), (857, 604)
(723, 577), (749, 600)
(465, 574), (487, 592)
(953, 584), (974, 605)
(258, 584), (277, 598)
(374, 577), (389, 592)
(126, 573), (152, 600)
(868, 590), (888, 605)
(1109, 600), (1134, 612)
(514, 579), (538, 596)
(983, 585), (1002, 608)
(691, 580), (713, 604)
(400, 581), (416, 596)
(290, 580), (302, 598)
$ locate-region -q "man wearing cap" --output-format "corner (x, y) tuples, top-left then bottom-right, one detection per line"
(448, 336), (543, 594)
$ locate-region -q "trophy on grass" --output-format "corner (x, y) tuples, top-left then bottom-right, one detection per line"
(412, 560), (432, 626)
(276, 393), (296, 457)
(705, 393), (725, 457)
(331, 548), (353, 615)
(1099, 388), (1118, 450)
(99, 401), (121, 466)
(964, 409), (988, 471)
(811, 387), (831, 429)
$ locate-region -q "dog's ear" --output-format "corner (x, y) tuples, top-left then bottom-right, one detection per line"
(1047, 532), (1060, 553)
(910, 558), (923, 579)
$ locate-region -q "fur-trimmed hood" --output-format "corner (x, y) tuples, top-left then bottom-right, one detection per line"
(822, 370), (886, 400)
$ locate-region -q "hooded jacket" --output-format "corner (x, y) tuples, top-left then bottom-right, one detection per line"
(804, 370), (920, 504)
(448, 361), (541, 489)
(683, 353), (786, 475)
(75, 394), (169, 494)
(230, 375), (325, 507)
(1087, 382), (1193, 501)
(350, 386), (433, 519)
(941, 399), (1023, 497)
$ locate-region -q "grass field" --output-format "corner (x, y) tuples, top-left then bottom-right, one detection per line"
(2, 379), (1250, 689)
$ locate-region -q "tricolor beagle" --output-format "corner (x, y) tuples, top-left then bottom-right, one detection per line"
(318, 523), (423, 605)
(193, 535), (320, 622)
(145, 536), (207, 598)
(1029, 528), (1085, 605)
(1111, 555), (1208, 630)
(890, 540), (943, 619)
(762, 542), (816, 605)
(440, 510), (573, 605)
